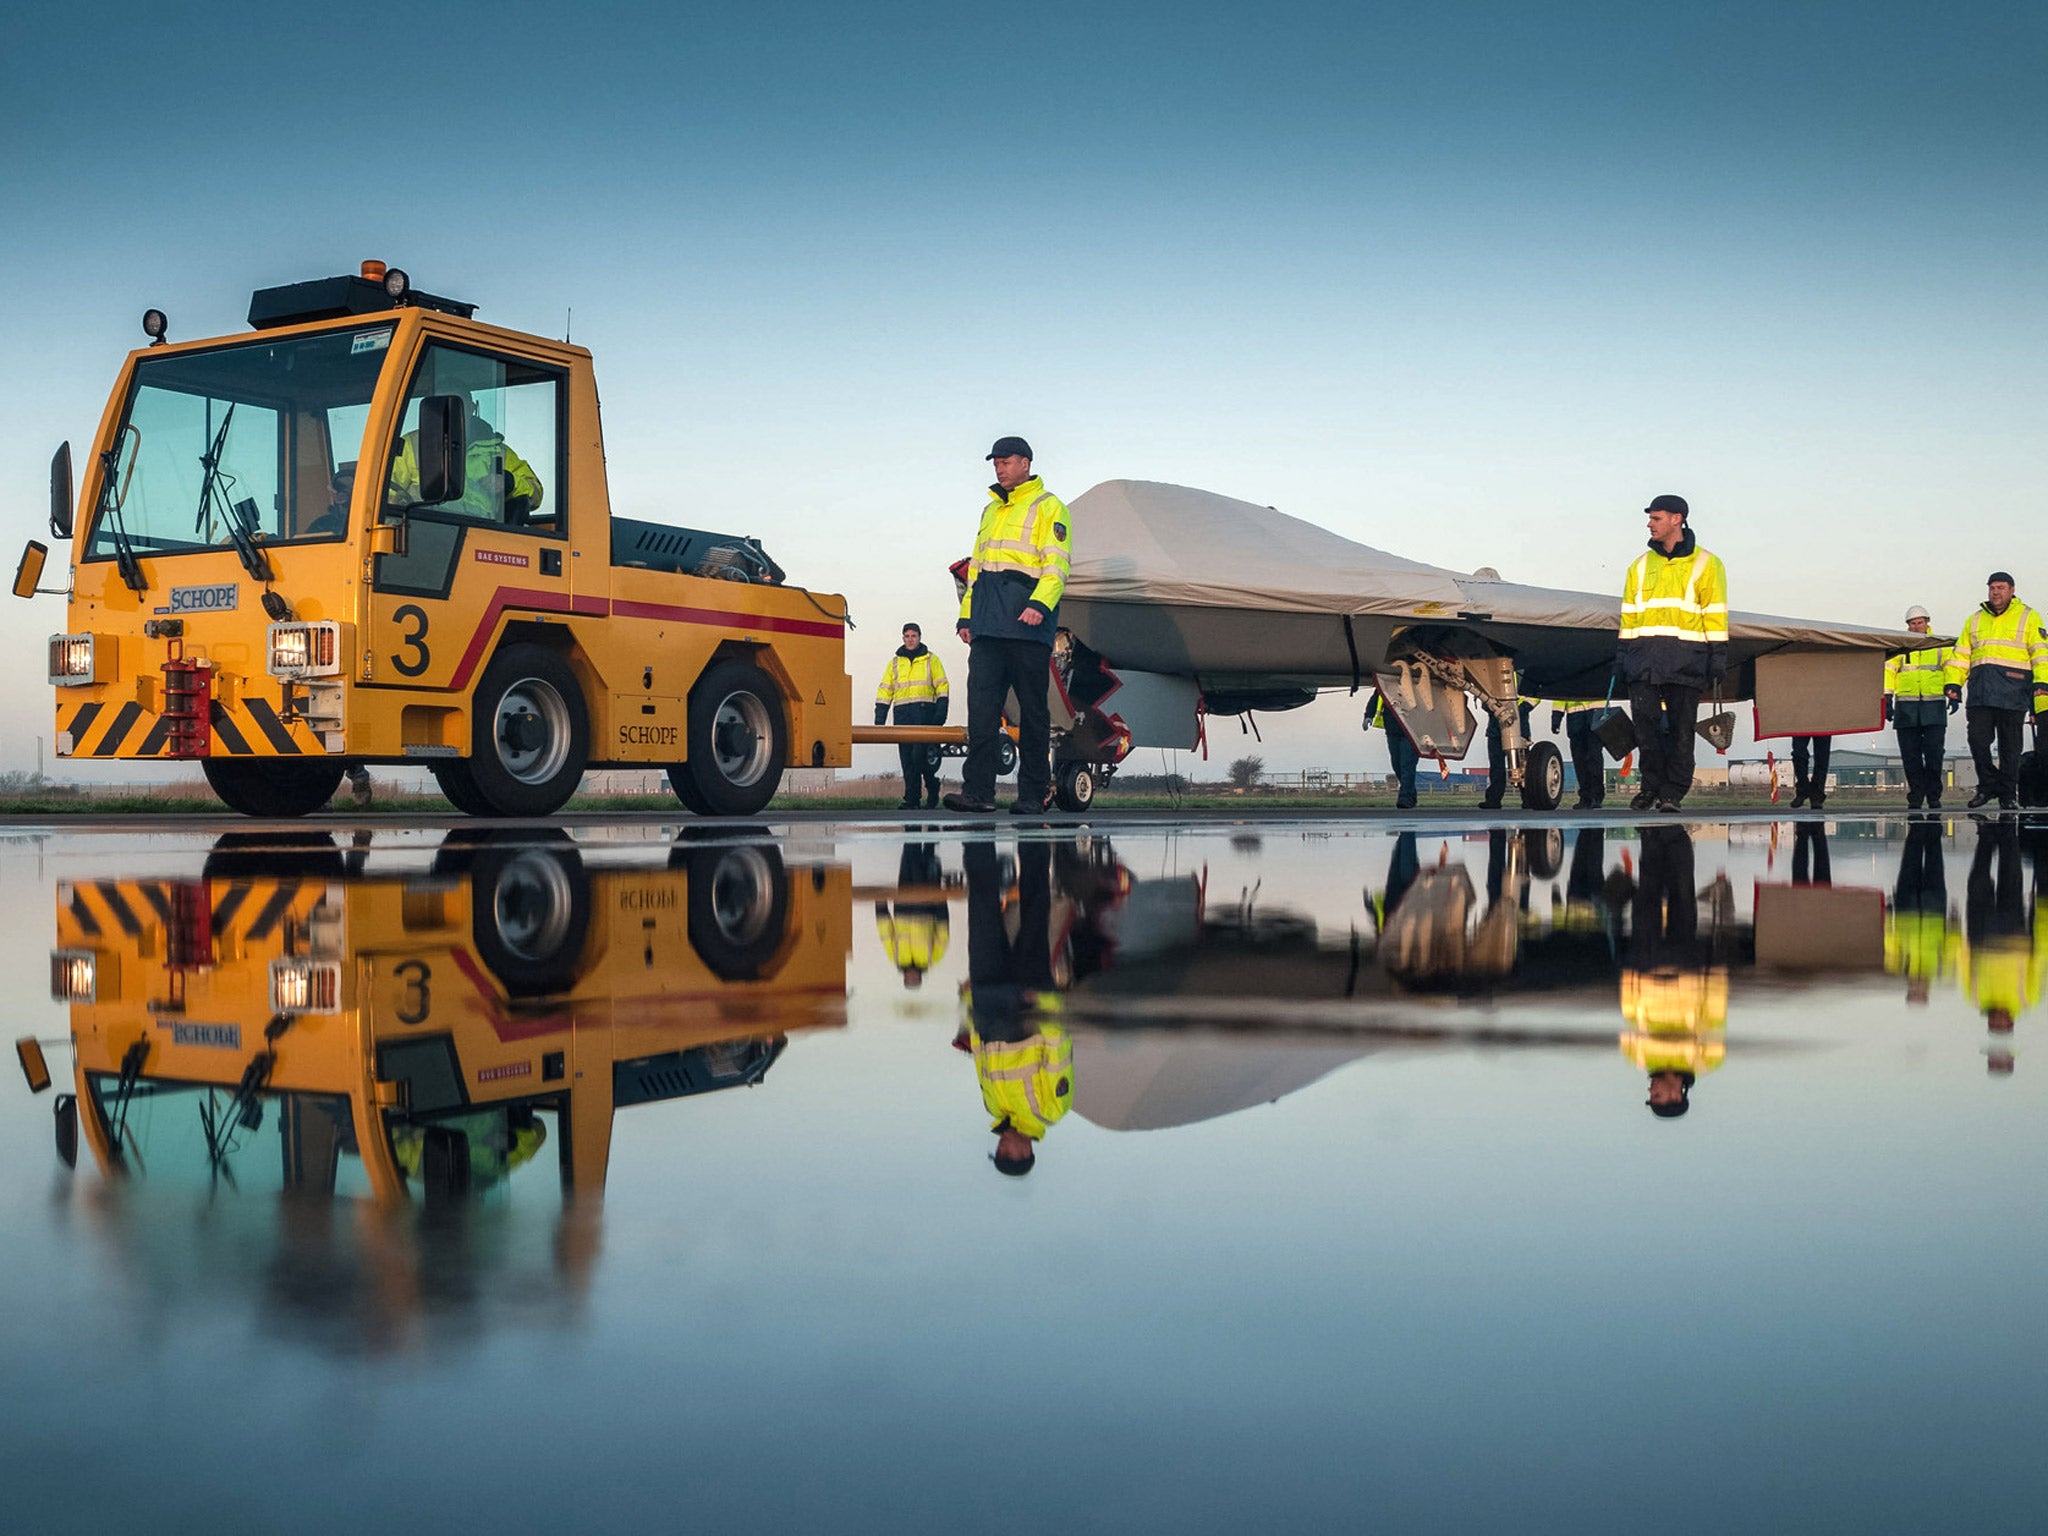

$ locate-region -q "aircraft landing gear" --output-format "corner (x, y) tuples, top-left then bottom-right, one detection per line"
(1053, 760), (1098, 812)
(1520, 740), (1564, 811)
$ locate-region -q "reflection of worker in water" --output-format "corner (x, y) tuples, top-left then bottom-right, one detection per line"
(387, 391), (543, 522)
(961, 838), (1070, 1173)
(1887, 821), (1957, 1006)
(1364, 688), (1419, 809)
(1963, 820), (2041, 1073)
(875, 842), (951, 988)
(1791, 821), (1831, 886)
(1620, 825), (1727, 1116)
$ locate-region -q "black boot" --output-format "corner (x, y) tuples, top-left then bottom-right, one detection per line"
(1790, 780), (1810, 809)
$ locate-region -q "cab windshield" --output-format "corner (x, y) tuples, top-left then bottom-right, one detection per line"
(84, 325), (394, 561)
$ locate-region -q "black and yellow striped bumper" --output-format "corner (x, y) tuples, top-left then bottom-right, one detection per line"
(57, 697), (323, 758)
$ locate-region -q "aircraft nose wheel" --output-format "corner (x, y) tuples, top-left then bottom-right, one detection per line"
(1053, 761), (1096, 812)
(1519, 740), (1565, 811)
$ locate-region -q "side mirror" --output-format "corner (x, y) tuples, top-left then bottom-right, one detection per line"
(12, 541), (48, 600)
(414, 395), (467, 507)
(49, 442), (73, 540)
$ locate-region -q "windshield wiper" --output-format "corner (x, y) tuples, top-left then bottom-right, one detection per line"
(193, 403), (272, 582)
(96, 438), (149, 593)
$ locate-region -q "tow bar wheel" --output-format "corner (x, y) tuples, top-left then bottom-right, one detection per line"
(1054, 761), (1096, 812)
(1520, 739), (1565, 811)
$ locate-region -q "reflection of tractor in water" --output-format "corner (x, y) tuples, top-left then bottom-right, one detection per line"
(43, 829), (849, 1204)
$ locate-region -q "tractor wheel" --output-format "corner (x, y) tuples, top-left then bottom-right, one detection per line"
(203, 758), (346, 818)
(462, 643), (590, 817)
(673, 659), (788, 817)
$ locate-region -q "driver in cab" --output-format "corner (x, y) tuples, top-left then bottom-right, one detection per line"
(386, 392), (544, 522)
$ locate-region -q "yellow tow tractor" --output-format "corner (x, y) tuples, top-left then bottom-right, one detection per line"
(13, 261), (853, 817)
(39, 829), (849, 1201)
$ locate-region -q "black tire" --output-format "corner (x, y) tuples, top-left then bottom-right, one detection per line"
(201, 831), (345, 882)
(666, 764), (713, 814)
(679, 842), (790, 981)
(1520, 740), (1565, 811)
(432, 759), (497, 817)
(1524, 827), (1566, 881)
(1053, 760), (1097, 812)
(463, 643), (590, 817)
(203, 758), (346, 818)
(465, 838), (590, 996)
(676, 658), (788, 817)
(998, 735), (1019, 777)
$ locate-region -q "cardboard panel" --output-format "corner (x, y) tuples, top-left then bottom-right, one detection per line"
(1752, 648), (1886, 738)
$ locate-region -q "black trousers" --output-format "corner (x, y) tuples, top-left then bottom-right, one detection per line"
(896, 741), (937, 804)
(1894, 821), (1946, 914)
(1628, 684), (1702, 803)
(964, 638), (1052, 805)
(1386, 727), (1420, 807)
(1966, 706), (2025, 802)
(1632, 825), (1704, 968)
(963, 837), (1052, 1040)
(1895, 721), (1947, 806)
(1966, 820), (2024, 944)
(1566, 714), (1605, 805)
(1791, 735), (1831, 792)
(1792, 823), (1831, 885)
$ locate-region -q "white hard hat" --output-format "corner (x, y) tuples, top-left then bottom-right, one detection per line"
(1904, 604), (1930, 622)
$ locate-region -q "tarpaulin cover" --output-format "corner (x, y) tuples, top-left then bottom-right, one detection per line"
(1064, 479), (1923, 652)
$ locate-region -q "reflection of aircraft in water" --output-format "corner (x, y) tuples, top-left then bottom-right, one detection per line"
(949, 824), (1898, 1132)
(45, 829), (849, 1202)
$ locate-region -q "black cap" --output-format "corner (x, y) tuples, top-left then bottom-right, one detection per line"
(902, 621), (921, 634)
(1988, 570), (2015, 586)
(1644, 494), (1690, 519)
(986, 435), (1033, 461)
(992, 1147), (1036, 1176)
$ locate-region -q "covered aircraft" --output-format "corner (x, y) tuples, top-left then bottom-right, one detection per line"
(1036, 480), (1925, 810)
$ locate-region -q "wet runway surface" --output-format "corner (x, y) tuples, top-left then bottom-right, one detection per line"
(4, 812), (2045, 1533)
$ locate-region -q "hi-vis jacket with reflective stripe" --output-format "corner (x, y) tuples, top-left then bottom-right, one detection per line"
(1885, 644), (1954, 727)
(1620, 965), (1730, 1037)
(959, 476), (1073, 648)
(971, 1018), (1072, 1140)
(1885, 910), (1959, 984)
(876, 646), (950, 716)
(1616, 530), (1729, 689)
(389, 416), (544, 521)
(876, 906), (950, 975)
(1945, 600), (2048, 712)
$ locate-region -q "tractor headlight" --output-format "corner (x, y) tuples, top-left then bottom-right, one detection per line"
(48, 633), (99, 685)
(267, 621), (343, 679)
(269, 958), (341, 1014)
(51, 950), (97, 1003)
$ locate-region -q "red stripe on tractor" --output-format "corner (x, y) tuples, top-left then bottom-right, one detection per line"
(442, 588), (842, 691)
(610, 598), (843, 639)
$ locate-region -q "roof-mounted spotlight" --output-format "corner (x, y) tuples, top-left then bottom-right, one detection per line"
(142, 309), (169, 346)
(382, 267), (411, 300)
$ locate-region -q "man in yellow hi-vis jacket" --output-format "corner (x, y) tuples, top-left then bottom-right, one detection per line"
(1617, 493), (1728, 814)
(1944, 572), (2048, 810)
(944, 436), (1073, 816)
(387, 394), (544, 523)
(875, 623), (950, 808)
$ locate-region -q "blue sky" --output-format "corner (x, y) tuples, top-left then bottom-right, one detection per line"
(3, 2), (2043, 776)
